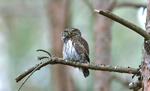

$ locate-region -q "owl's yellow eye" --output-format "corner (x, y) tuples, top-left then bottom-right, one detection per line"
(68, 32), (71, 35)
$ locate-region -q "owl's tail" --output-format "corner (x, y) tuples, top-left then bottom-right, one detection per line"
(82, 68), (89, 78)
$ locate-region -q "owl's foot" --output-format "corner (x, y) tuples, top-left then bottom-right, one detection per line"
(36, 49), (52, 60)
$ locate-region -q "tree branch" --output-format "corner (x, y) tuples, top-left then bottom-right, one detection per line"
(94, 9), (150, 39)
(16, 57), (138, 83)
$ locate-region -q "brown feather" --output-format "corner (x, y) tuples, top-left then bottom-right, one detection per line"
(71, 36), (90, 62)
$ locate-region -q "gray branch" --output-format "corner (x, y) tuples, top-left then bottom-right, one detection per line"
(16, 57), (138, 82)
(94, 10), (150, 39)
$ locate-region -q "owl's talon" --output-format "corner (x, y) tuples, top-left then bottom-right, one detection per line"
(36, 49), (52, 57)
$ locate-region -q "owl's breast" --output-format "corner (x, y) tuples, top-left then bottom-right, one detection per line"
(63, 40), (79, 61)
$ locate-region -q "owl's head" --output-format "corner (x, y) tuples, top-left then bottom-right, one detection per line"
(61, 28), (81, 41)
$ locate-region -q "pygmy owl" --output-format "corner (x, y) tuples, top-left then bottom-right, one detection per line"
(61, 28), (90, 78)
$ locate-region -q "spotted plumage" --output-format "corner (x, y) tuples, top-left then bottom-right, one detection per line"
(62, 28), (90, 77)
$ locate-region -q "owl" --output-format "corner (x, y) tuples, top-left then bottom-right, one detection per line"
(61, 28), (90, 78)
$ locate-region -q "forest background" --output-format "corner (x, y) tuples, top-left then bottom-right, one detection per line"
(0, 0), (146, 91)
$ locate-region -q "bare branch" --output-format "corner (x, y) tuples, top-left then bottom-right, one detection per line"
(17, 62), (43, 91)
(141, 1), (150, 91)
(94, 10), (150, 39)
(15, 64), (41, 82)
(36, 49), (52, 57)
(15, 57), (139, 83)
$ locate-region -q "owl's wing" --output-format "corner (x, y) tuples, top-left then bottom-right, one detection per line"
(72, 36), (90, 62)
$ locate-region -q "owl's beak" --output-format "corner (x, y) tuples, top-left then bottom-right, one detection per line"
(68, 32), (71, 35)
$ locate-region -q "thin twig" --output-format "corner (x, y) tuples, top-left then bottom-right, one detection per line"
(15, 57), (139, 82)
(18, 62), (43, 91)
(38, 56), (49, 60)
(16, 65), (37, 82)
(36, 49), (52, 57)
(94, 9), (150, 39)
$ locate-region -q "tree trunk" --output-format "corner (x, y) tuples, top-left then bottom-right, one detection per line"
(141, 0), (150, 91)
(46, 0), (74, 91)
(93, 0), (112, 91)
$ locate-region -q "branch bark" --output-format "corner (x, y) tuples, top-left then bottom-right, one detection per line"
(141, 0), (150, 91)
(94, 10), (150, 40)
(15, 57), (139, 83)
